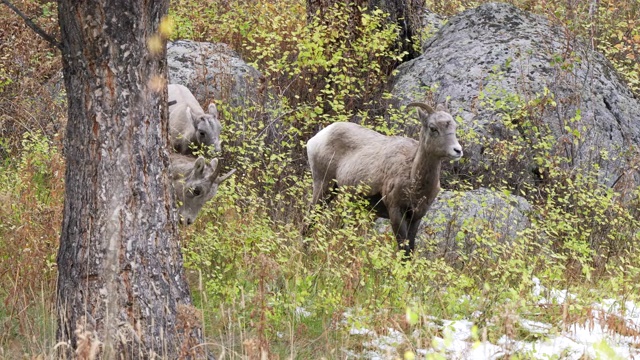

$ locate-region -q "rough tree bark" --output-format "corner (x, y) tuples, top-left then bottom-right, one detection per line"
(307, 0), (425, 61)
(56, 1), (206, 358)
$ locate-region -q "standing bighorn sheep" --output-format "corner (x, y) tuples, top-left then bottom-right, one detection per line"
(169, 153), (235, 225)
(306, 103), (463, 257)
(168, 84), (222, 155)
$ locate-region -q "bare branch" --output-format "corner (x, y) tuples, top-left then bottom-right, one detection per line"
(1, 0), (62, 50)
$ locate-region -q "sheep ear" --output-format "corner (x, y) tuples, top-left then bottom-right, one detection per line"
(216, 169), (236, 184)
(207, 103), (218, 118)
(209, 158), (219, 172)
(415, 109), (429, 125)
(209, 158), (221, 181)
(435, 103), (446, 112)
(186, 106), (197, 126)
(194, 157), (206, 176)
(407, 102), (435, 127)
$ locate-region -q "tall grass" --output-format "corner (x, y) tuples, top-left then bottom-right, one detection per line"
(0, 132), (63, 358)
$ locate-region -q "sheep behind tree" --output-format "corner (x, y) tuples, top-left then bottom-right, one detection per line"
(306, 103), (463, 257)
(169, 153), (235, 225)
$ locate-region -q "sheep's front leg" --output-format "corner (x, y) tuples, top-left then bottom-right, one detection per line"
(389, 207), (411, 258)
(406, 217), (422, 256)
(302, 179), (333, 238)
(311, 179), (331, 207)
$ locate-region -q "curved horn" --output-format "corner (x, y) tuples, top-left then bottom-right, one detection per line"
(406, 102), (435, 115)
(216, 169), (236, 184)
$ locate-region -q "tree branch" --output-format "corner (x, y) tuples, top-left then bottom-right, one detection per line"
(1, 0), (62, 50)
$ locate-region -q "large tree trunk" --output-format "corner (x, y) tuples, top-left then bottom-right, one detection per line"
(56, 1), (206, 358)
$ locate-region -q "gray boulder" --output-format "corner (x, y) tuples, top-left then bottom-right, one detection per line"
(391, 2), (640, 188)
(419, 188), (532, 263)
(376, 187), (533, 263)
(167, 40), (263, 108)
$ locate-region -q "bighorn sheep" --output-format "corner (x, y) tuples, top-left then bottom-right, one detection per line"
(306, 103), (463, 257)
(169, 153), (235, 225)
(168, 84), (222, 155)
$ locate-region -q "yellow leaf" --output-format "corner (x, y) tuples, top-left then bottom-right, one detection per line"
(148, 75), (166, 93)
(159, 16), (174, 39)
(147, 35), (163, 55)
(406, 307), (419, 325)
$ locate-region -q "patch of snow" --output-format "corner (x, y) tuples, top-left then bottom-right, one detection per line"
(343, 277), (640, 359)
(518, 319), (552, 334)
(295, 306), (311, 318)
(365, 328), (405, 353)
(350, 327), (375, 336)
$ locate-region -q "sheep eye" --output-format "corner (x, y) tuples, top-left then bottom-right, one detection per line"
(429, 126), (439, 134)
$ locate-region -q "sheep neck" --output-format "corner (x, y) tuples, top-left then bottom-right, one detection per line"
(409, 141), (442, 209)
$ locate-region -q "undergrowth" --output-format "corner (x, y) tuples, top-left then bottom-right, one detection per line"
(0, 132), (63, 357)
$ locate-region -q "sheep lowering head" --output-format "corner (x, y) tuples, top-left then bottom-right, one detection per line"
(169, 153), (235, 225)
(305, 102), (463, 257)
(168, 84), (222, 155)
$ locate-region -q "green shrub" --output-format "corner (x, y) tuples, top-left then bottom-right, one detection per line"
(464, 64), (640, 281)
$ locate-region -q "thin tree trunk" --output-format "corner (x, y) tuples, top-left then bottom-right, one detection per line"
(368, 0), (425, 60)
(306, 0), (366, 37)
(307, 0), (425, 61)
(56, 1), (206, 358)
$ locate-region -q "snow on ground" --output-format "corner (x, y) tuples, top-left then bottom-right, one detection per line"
(343, 278), (640, 359)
